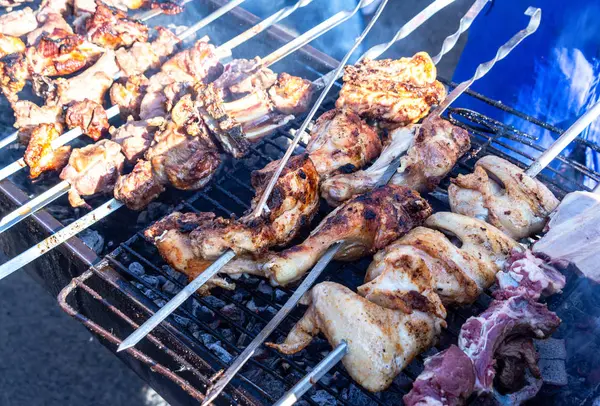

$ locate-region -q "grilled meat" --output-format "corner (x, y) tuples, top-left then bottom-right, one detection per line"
(214, 57), (277, 96)
(0, 7), (37, 37)
(75, 0), (144, 15)
(267, 282), (443, 392)
(190, 154), (320, 259)
(305, 108), (381, 180)
(110, 116), (165, 162)
(38, 0), (72, 19)
(263, 185), (432, 286)
(84, 1), (148, 49)
(60, 139), (125, 208)
(13, 100), (62, 135)
(336, 52), (446, 126)
(0, 0), (32, 7)
(115, 27), (179, 77)
(449, 155), (560, 239)
(26, 12), (72, 46)
(109, 74), (148, 119)
(65, 99), (109, 141)
(24, 123), (71, 179)
(268, 72), (314, 115)
(0, 33), (24, 59)
(114, 159), (165, 210)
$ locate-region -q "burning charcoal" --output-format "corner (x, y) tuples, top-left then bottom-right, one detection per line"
(232, 291), (246, 302)
(173, 315), (190, 328)
(202, 296), (226, 309)
(80, 229), (104, 254)
(275, 289), (287, 303)
(140, 274), (161, 288)
(128, 261), (145, 276)
(257, 280), (273, 296)
(162, 265), (187, 284)
(136, 201), (171, 225)
(207, 341), (233, 364)
(220, 303), (246, 325)
(310, 390), (337, 406)
(144, 289), (160, 301)
(246, 299), (259, 313)
(219, 328), (235, 344)
(191, 300), (214, 321)
(341, 384), (378, 406)
(161, 280), (179, 295)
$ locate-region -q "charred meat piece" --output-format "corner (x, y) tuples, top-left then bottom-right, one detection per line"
(404, 345), (476, 406)
(263, 185), (432, 286)
(458, 295), (561, 394)
(75, 0), (144, 15)
(148, 0), (184, 15)
(306, 108), (381, 180)
(190, 154), (320, 259)
(0, 7), (38, 37)
(267, 282), (443, 392)
(60, 139), (125, 208)
(336, 52), (446, 125)
(115, 27), (180, 77)
(449, 155), (560, 239)
(26, 12), (73, 46)
(268, 72), (314, 115)
(110, 116), (165, 162)
(12, 100), (63, 135)
(109, 74), (149, 119)
(214, 57), (277, 96)
(114, 159), (165, 210)
(65, 99), (108, 141)
(84, 1), (148, 48)
(24, 123), (71, 179)
(0, 33), (24, 58)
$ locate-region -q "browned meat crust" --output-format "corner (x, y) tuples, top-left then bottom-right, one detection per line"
(65, 99), (108, 141)
(24, 123), (71, 179)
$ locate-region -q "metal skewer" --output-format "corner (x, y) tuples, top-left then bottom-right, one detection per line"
(0, 0), (248, 167)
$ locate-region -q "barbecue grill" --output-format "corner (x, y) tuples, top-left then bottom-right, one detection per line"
(0, 1), (598, 405)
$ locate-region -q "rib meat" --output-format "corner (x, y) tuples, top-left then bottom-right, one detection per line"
(65, 99), (108, 141)
(449, 155), (560, 239)
(24, 123), (71, 179)
(336, 52), (446, 125)
(263, 185), (432, 286)
(84, 1), (148, 49)
(60, 139), (125, 208)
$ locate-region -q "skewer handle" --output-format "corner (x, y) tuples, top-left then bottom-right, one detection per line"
(274, 341), (348, 406)
(201, 242), (343, 406)
(118, 249), (236, 352)
(526, 100), (600, 177)
(430, 7), (541, 119)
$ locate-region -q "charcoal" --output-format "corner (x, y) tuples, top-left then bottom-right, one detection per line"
(257, 280), (273, 295)
(310, 390), (337, 406)
(219, 328), (235, 344)
(202, 296), (226, 309)
(191, 300), (215, 321)
(246, 299), (259, 313)
(341, 384), (378, 406)
(162, 280), (179, 295)
(173, 315), (190, 327)
(137, 201), (171, 225)
(154, 299), (167, 308)
(140, 275), (160, 288)
(538, 359), (568, 386)
(275, 289), (287, 302)
(207, 341), (233, 363)
(143, 288), (160, 300)
(232, 291), (246, 302)
(80, 229), (104, 254)
(128, 262), (145, 276)
(536, 338), (567, 360)
(220, 303), (246, 325)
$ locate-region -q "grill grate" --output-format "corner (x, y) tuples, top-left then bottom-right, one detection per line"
(60, 48), (600, 406)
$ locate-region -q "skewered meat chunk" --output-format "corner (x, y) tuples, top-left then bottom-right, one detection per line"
(24, 123), (71, 179)
(60, 139), (125, 208)
(38, 0), (72, 19)
(214, 57), (277, 96)
(0, 7), (37, 37)
(263, 185), (432, 286)
(13, 100), (62, 134)
(267, 282), (444, 392)
(449, 155), (560, 239)
(109, 74), (148, 119)
(84, 1), (148, 49)
(0, 33), (24, 58)
(337, 52), (446, 125)
(65, 99), (109, 141)
(533, 191), (600, 283)
(26, 12), (73, 46)
(110, 116), (165, 162)
(190, 154), (320, 259)
(75, 0), (144, 15)
(305, 108), (382, 179)
(115, 27), (180, 77)
(390, 116), (470, 192)
(268, 72), (314, 115)
(114, 160), (165, 210)
(0, 0), (32, 8)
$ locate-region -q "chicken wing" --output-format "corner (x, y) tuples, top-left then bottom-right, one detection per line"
(449, 155), (559, 239)
(263, 185), (432, 286)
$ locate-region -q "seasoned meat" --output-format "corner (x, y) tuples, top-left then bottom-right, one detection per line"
(84, 1), (148, 48)
(37, 0), (72, 19)
(114, 160), (165, 210)
(109, 74), (149, 119)
(267, 282), (443, 392)
(0, 0), (32, 8)
(115, 27), (179, 77)
(0, 33), (24, 58)
(74, 0), (144, 15)
(449, 155), (560, 239)
(190, 154), (320, 259)
(0, 7), (38, 37)
(263, 185), (432, 286)
(12, 100), (63, 132)
(110, 116), (165, 162)
(24, 123), (71, 179)
(268, 72), (314, 115)
(60, 139), (125, 208)
(214, 57), (277, 96)
(26, 12), (72, 46)
(65, 99), (108, 141)
(336, 52), (446, 125)
(306, 108), (382, 179)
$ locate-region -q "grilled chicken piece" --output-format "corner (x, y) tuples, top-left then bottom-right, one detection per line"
(267, 282), (444, 392)
(24, 123), (71, 179)
(84, 1), (148, 48)
(214, 57), (277, 96)
(263, 185), (432, 286)
(360, 212), (521, 313)
(0, 33), (24, 58)
(26, 12), (72, 46)
(390, 117), (470, 192)
(268, 72), (314, 115)
(110, 116), (165, 162)
(109, 74), (149, 119)
(306, 109), (381, 180)
(0, 7), (38, 37)
(115, 27), (179, 77)
(65, 99), (108, 141)
(60, 139), (125, 208)
(336, 52), (446, 126)
(48, 49), (120, 106)
(190, 154), (320, 259)
(449, 155), (560, 239)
